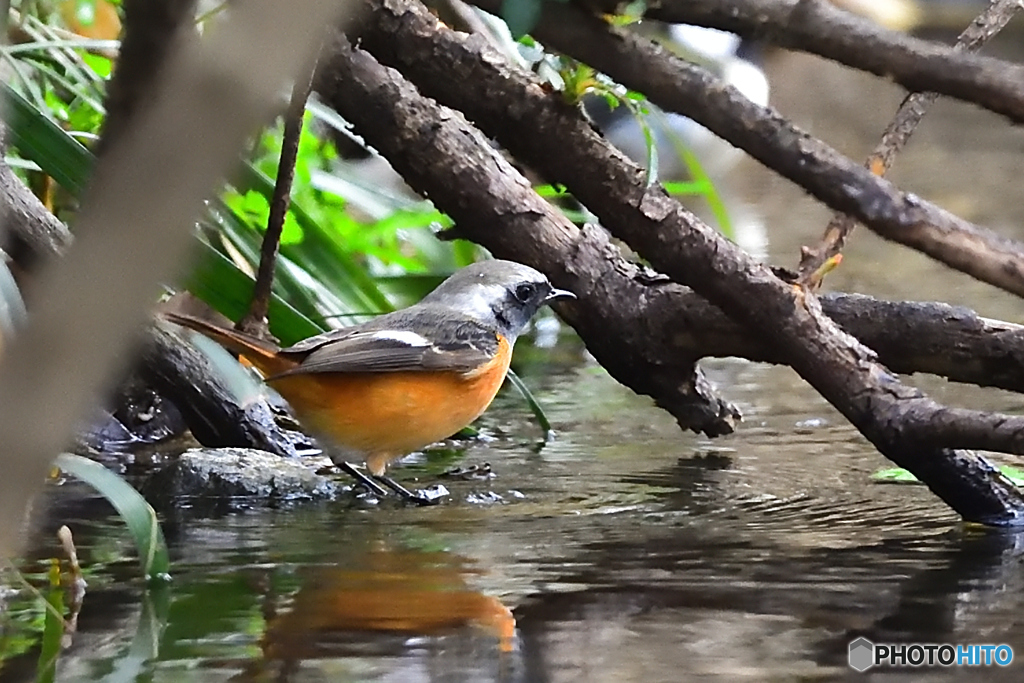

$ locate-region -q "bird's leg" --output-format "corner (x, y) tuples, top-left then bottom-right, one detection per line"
(372, 474), (442, 506)
(337, 461), (388, 497)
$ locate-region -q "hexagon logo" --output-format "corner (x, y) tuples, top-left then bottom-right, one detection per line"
(849, 637), (875, 672)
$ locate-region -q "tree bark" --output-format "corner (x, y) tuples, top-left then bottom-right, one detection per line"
(576, 0), (1024, 124)
(467, 0), (1024, 299)
(324, 0), (1024, 524)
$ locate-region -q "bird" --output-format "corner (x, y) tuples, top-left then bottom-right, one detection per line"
(163, 259), (574, 503)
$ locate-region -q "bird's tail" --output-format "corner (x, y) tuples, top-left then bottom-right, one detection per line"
(161, 311), (296, 378)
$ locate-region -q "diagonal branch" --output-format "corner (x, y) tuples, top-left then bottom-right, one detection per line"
(466, 0), (1024, 299)
(577, 0), (1024, 124)
(315, 34), (743, 439)
(352, 0), (1024, 524)
(797, 0), (1024, 286)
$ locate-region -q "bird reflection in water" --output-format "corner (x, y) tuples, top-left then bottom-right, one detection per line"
(260, 539), (515, 666)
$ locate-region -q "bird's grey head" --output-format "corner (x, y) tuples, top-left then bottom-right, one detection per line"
(423, 260), (574, 340)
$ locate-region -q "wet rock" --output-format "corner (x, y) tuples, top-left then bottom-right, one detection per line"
(142, 448), (341, 506)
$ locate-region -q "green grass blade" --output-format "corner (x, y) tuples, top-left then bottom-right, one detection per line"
(53, 454), (170, 583)
(35, 565), (64, 683)
(506, 369), (552, 439)
(651, 108), (735, 239)
(186, 240), (324, 344)
(237, 162), (394, 313)
(2, 82), (94, 195)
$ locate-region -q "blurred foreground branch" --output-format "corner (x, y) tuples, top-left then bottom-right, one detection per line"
(0, 0), (354, 560)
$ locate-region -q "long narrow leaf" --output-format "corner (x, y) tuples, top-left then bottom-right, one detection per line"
(237, 162), (394, 313)
(506, 369), (552, 439)
(187, 240), (323, 344)
(2, 82), (93, 195)
(53, 454), (170, 583)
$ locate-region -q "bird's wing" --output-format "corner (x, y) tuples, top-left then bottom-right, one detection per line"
(272, 309), (500, 377)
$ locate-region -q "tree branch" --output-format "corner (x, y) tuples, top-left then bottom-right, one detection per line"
(577, 0), (1024, 124)
(95, 0), (198, 158)
(350, 0), (1024, 523)
(315, 33), (743, 438)
(797, 0), (1023, 286)
(467, 0), (1024, 299)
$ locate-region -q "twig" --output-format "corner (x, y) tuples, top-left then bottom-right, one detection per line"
(236, 48), (321, 338)
(797, 0), (1024, 287)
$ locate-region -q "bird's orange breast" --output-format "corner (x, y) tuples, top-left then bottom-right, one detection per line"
(264, 335), (512, 475)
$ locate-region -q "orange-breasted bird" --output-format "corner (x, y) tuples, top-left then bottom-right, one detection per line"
(164, 260), (574, 502)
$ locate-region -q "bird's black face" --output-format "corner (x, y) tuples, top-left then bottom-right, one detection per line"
(493, 275), (560, 335)
(423, 260), (575, 340)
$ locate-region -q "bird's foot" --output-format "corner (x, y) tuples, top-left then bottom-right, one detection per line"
(336, 461), (388, 497)
(373, 474), (449, 506)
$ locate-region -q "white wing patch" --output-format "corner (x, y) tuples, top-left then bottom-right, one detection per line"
(370, 330), (432, 347)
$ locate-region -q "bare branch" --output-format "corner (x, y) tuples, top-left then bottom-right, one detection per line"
(237, 48), (322, 338)
(578, 0), (1024, 124)
(797, 0), (1024, 286)
(315, 33), (744, 438)
(353, 0), (1024, 523)
(466, 0), (1024, 298)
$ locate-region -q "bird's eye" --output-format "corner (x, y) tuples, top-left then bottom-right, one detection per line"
(513, 283), (536, 303)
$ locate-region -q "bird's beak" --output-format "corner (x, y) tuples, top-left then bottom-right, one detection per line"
(544, 288), (576, 304)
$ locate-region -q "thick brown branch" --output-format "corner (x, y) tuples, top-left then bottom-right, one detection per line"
(797, 0), (1024, 286)
(0, 154), (71, 275)
(353, 0), (1024, 523)
(468, 0), (1024, 299)
(315, 35), (742, 438)
(139, 324), (301, 457)
(578, 0), (1024, 124)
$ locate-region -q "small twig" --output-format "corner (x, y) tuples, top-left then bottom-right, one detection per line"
(797, 0), (1024, 287)
(236, 47), (321, 338)
(56, 526), (85, 645)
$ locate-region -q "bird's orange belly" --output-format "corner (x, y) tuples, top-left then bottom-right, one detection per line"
(267, 340), (511, 475)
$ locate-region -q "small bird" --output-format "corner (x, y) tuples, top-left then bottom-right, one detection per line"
(164, 260), (574, 502)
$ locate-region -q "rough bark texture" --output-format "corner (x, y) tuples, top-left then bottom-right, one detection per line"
(0, 155), (72, 272)
(576, 0), (1024, 124)
(467, 0), (1024, 299)
(331, 0), (1024, 524)
(315, 39), (741, 438)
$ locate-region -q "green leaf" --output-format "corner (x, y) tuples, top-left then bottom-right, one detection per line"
(236, 162), (394, 314)
(2, 82), (93, 195)
(36, 565), (64, 683)
(53, 454), (170, 583)
(186, 240), (323, 345)
(873, 465), (1024, 487)
(506, 369), (552, 438)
